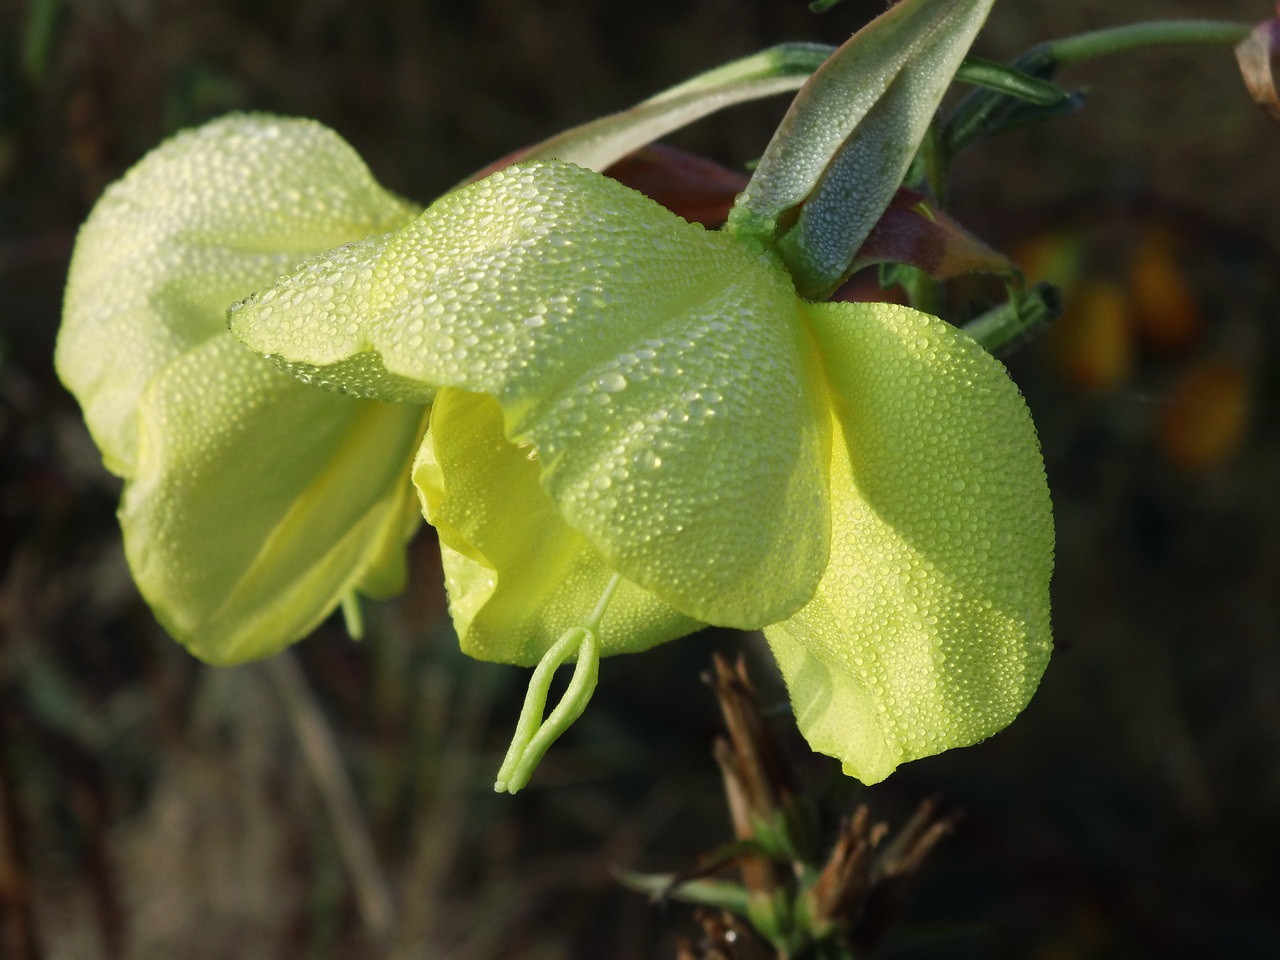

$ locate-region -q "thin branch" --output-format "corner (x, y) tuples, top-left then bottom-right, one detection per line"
(263, 651), (395, 944)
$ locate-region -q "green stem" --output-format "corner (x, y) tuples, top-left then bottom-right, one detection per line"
(962, 282), (1060, 356)
(1044, 20), (1252, 69)
(942, 19), (1253, 166)
(584, 571), (621, 631)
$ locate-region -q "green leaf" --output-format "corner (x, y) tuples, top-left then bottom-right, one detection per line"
(232, 161), (832, 629)
(954, 56), (1074, 106)
(56, 113), (420, 477)
(414, 388), (700, 666)
(728, 0), (996, 298)
(481, 43), (834, 175)
(123, 336), (427, 664)
(615, 870), (753, 917)
(766, 300), (1053, 784)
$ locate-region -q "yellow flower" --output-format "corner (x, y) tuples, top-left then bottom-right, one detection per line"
(56, 115), (428, 664)
(230, 157), (1053, 787)
(57, 0), (1050, 791)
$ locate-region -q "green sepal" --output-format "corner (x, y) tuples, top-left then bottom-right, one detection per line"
(728, 0), (997, 299)
(495, 43), (834, 174)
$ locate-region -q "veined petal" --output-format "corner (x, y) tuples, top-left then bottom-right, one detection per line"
(123, 335), (428, 665)
(233, 161), (832, 629)
(56, 113), (420, 476)
(766, 301), (1053, 784)
(416, 388), (701, 665)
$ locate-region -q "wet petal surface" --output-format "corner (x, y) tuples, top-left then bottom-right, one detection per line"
(58, 113), (419, 475)
(124, 336), (426, 664)
(233, 162), (833, 627)
(767, 301), (1053, 783)
(417, 388), (701, 665)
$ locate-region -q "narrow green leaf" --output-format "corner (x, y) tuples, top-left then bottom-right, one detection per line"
(955, 56), (1073, 105)
(961, 281), (1061, 355)
(943, 20), (1251, 157)
(615, 871), (754, 917)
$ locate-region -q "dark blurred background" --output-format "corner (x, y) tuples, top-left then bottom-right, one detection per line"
(2, 1), (1278, 958)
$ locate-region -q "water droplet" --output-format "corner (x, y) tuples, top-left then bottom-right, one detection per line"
(597, 371), (627, 393)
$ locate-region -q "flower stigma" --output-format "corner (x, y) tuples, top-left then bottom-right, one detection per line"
(494, 572), (621, 793)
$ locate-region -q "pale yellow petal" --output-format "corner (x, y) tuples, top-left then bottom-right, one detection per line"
(416, 388), (701, 665)
(766, 301), (1053, 783)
